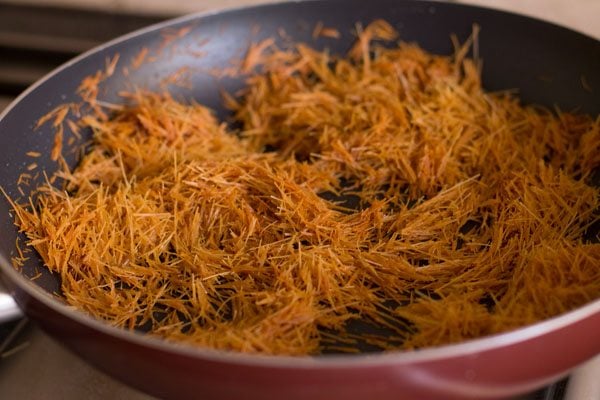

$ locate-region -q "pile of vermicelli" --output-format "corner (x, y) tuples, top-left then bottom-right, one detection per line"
(10, 21), (600, 355)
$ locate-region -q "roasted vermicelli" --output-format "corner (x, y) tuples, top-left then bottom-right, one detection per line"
(8, 21), (600, 355)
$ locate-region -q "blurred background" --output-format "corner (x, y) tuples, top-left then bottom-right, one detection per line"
(0, 0), (598, 399)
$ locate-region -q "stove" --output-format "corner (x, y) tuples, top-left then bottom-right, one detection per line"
(0, 2), (598, 399)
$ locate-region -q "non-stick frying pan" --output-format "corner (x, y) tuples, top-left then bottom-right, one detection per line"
(0, 1), (598, 399)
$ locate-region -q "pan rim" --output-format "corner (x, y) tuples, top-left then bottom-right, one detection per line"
(0, 0), (598, 369)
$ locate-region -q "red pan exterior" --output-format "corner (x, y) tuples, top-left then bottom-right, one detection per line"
(0, 1), (598, 399)
(6, 271), (600, 399)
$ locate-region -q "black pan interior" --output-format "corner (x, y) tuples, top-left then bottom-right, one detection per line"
(0, 0), (598, 351)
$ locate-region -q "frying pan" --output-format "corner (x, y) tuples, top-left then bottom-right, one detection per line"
(0, 1), (598, 399)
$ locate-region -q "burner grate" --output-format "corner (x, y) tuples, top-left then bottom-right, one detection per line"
(523, 379), (569, 400)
